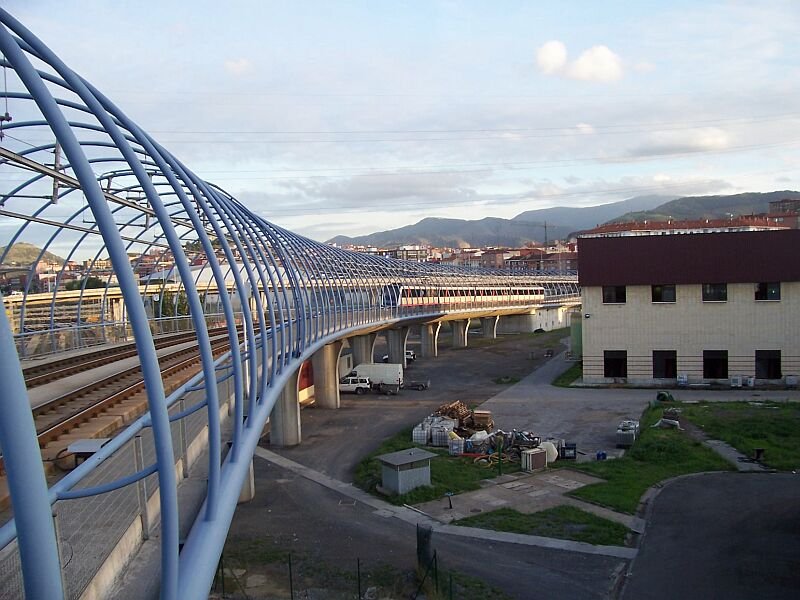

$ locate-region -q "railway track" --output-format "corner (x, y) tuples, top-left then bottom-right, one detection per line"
(0, 332), (238, 478)
(22, 326), (233, 388)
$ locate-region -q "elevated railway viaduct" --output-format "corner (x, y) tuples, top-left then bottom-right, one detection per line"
(0, 10), (579, 599)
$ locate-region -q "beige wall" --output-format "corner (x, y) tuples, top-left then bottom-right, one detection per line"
(582, 282), (800, 384)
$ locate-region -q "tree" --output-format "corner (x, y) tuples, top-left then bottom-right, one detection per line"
(155, 291), (190, 317)
(65, 276), (105, 290)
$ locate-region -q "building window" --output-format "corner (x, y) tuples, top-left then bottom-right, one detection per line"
(755, 282), (780, 301)
(602, 285), (626, 304)
(604, 350), (627, 378)
(702, 283), (727, 302)
(755, 350), (782, 379)
(703, 350), (728, 379)
(651, 284), (676, 303)
(653, 351), (677, 378)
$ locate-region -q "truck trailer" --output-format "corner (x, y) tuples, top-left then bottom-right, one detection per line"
(350, 363), (404, 394)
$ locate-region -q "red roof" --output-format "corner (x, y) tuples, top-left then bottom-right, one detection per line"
(583, 215), (790, 235)
(579, 229), (800, 286)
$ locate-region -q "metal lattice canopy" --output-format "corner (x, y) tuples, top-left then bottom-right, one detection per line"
(0, 9), (579, 600)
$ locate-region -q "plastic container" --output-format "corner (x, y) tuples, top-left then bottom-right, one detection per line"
(412, 425), (429, 445)
(448, 438), (465, 456)
(560, 443), (577, 460)
(431, 427), (451, 447)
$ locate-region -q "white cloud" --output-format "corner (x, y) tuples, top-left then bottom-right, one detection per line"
(536, 40), (567, 74)
(631, 127), (731, 157)
(566, 45), (623, 82)
(576, 123), (595, 134)
(536, 41), (624, 83)
(224, 58), (252, 76)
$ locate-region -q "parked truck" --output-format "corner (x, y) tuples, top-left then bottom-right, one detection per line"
(350, 363), (404, 394)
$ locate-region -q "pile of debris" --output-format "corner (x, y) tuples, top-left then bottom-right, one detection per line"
(410, 401), (576, 470)
(434, 401), (494, 434)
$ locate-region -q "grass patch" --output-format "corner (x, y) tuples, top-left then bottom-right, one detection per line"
(493, 375), (520, 385)
(680, 401), (800, 470)
(219, 541), (415, 599)
(354, 427), (518, 505)
(552, 362), (582, 387)
(568, 405), (733, 514)
(454, 505), (629, 546)
(434, 569), (514, 600)
(223, 537), (290, 566)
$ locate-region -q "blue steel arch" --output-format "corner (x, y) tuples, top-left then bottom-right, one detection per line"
(0, 9), (579, 600)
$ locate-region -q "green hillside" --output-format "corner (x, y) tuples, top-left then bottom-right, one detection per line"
(610, 191), (800, 224)
(0, 242), (66, 265)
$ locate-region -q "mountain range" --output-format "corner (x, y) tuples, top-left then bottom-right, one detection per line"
(327, 191), (800, 248)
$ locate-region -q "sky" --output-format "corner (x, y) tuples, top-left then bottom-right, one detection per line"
(5, 1), (800, 242)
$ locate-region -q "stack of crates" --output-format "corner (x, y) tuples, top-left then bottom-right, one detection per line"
(472, 410), (494, 431)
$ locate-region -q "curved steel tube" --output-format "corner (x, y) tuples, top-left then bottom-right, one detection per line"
(0, 9), (581, 600)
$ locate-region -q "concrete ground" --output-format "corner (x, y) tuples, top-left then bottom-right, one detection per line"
(414, 469), (645, 534)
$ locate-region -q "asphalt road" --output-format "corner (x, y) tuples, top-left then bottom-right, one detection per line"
(622, 472), (800, 600)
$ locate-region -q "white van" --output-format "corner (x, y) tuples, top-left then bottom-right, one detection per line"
(338, 375), (371, 395)
(381, 350), (416, 362)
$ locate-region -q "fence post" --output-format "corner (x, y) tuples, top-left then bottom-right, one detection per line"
(433, 550), (438, 592)
(177, 398), (188, 479)
(357, 557), (362, 600)
(134, 434), (150, 540)
(288, 552), (294, 600)
(52, 507), (67, 595)
(416, 523), (433, 569)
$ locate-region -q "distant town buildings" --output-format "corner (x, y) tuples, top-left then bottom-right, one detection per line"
(328, 240), (578, 272)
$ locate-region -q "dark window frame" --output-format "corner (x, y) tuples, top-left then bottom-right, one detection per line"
(703, 350), (728, 379)
(604, 350), (628, 378)
(755, 282), (781, 301)
(602, 285), (627, 304)
(651, 284), (676, 303)
(755, 350), (782, 379)
(653, 350), (678, 378)
(702, 283), (727, 302)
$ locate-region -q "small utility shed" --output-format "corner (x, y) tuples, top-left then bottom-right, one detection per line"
(377, 448), (437, 495)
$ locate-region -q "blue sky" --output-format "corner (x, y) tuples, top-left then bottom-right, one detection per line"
(5, 1), (800, 241)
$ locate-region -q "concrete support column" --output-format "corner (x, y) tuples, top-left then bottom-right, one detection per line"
(311, 341), (343, 409)
(238, 460), (255, 504)
(387, 327), (410, 367)
(421, 322), (441, 358)
(481, 316), (499, 339)
(497, 312), (537, 334)
(350, 333), (377, 366)
(452, 318), (471, 348)
(270, 369), (301, 447)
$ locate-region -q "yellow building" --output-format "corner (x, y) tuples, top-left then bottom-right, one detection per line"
(578, 229), (800, 386)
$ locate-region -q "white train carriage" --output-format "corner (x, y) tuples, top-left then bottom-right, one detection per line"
(380, 283), (545, 309)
